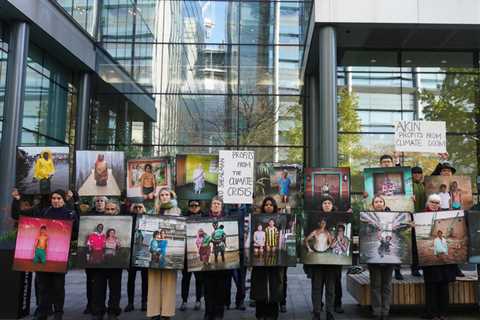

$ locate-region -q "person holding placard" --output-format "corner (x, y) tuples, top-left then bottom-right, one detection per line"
(203, 196), (229, 320)
(125, 203), (148, 313)
(147, 188), (180, 320)
(306, 196), (340, 320)
(367, 195), (394, 320)
(89, 200), (124, 320)
(180, 200), (204, 312)
(421, 194), (457, 320)
(11, 189), (78, 320)
(250, 197), (285, 320)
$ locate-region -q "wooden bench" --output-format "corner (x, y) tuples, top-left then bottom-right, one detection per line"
(347, 270), (478, 306)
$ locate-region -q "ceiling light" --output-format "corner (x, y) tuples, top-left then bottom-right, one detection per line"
(441, 60), (447, 64)
(405, 59), (412, 64)
(370, 58), (377, 63)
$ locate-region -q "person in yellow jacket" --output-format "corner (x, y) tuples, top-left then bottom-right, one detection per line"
(33, 149), (55, 194)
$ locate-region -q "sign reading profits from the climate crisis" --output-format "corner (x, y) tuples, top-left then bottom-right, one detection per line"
(394, 120), (446, 153)
(218, 150), (255, 204)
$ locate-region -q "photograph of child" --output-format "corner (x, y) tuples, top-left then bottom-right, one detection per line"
(364, 167), (414, 212)
(76, 151), (125, 196)
(132, 215), (186, 269)
(13, 216), (73, 273)
(424, 176), (473, 210)
(176, 154), (219, 201)
(127, 158), (172, 214)
(304, 168), (350, 211)
(74, 215), (133, 268)
(186, 217), (240, 272)
(359, 211), (413, 264)
(467, 211), (480, 263)
(16, 147), (69, 195)
(254, 164), (301, 211)
(414, 210), (468, 266)
(247, 213), (296, 267)
(301, 212), (352, 265)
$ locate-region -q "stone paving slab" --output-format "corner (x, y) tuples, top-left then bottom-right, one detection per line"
(24, 267), (479, 320)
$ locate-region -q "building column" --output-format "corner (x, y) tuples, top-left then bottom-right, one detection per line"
(0, 22), (29, 237)
(75, 73), (92, 150)
(317, 26), (337, 167)
(307, 74), (319, 167)
(143, 121), (153, 157)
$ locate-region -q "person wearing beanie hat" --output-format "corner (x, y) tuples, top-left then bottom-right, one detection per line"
(11, 188), (77, 320)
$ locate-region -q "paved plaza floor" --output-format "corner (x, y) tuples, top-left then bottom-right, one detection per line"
(25, 266), (479, 320)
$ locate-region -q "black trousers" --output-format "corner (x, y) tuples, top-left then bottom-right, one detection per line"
(425, 282), (449, 317)
(36, 272), (66, 318)
(281, 268), (287, 306)
(127, 268), (148, 305)
(256, 301), (279, 319)
(181, 270), (203, 303)
(225, 268), (246, 307)
(91, 268), (122, 317)
(335, 268), (342, 307)
(204, 271), (228, 320)
(85, 269), (94, 309)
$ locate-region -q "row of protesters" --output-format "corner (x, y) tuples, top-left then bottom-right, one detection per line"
(12, 189), (78, 320)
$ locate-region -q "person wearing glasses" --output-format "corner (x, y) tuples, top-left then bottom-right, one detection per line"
(125, 203), (148, 313)
(422, 194), (457, 320)
(179, 200), (204, 311)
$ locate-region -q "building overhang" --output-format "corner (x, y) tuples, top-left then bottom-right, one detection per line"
(0, 0), (156, 122)
(302, 0), (480, 79)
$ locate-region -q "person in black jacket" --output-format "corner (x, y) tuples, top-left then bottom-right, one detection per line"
(12, 189), (77, 320)
(180, 200), (204, 311)
(90, 200), (124, 320)
(124, 203), (148, 312)
(83, 196), (109, 315)
(251, 196), (284, 320)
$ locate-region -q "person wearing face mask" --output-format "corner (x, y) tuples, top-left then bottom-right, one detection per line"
(179, 200), (204, 311)
(148, 188), (180, 320)
(125, 203), (148, 313)
(250, 197), (284, 320)
(367, 195), (394, 320)
(11, 189), (77, 320)
(89, 200), (124, 320)
(421, 194), (457, 320)
(307, 196), (339, 320)
(203, 196), (229, 320)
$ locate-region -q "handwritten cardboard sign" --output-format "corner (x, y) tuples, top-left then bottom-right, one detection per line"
(394, 121), (446, 153)
(218, 151), (255, 204)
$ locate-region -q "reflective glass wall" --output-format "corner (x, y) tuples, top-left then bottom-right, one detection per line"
(58, 0), (306, 162)
(0, 23), (8, 139)
(338, 50), (479, 192)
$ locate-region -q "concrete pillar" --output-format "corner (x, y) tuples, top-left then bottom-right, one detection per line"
(0, 22), (29, 237)
(75, 73), (92, 150)
(317, 26), (337, 167)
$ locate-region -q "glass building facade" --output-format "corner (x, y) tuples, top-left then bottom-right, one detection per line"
(56, 0), (306, 162)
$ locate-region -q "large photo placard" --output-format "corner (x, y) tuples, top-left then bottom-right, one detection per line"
(186, 217), (240, 272)
(218, 150), (255, 204)
(254, 164), (301, 211)
(76, 151), (125, 196)
(246, 213), (296, 267)
(176, 154), (219, 201)
(132, 215), (186, 269)
(301, 212), (352, 265)
(13, 217), (72, 273)
(363, 167), (414, 212)
(468, 211), (480, 264)
(74, 215), (133, 269)
(16, 147), (70, 195)
(359, 211), (413, 264)
(424, 176), (473, 210)
(414, 210), (468, 266)
(304, 168), (350, 211)
(394, 120), (446, 153)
